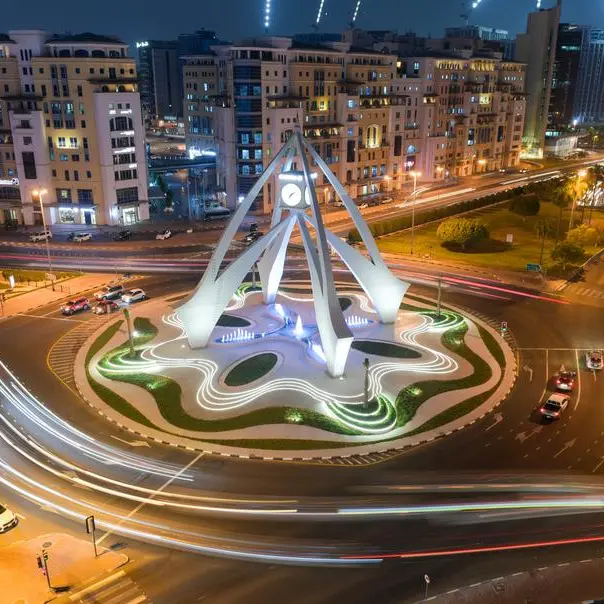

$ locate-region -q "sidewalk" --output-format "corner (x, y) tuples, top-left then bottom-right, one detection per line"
(424, 556), (604, 604)
(0, 273), (119, 319)
(0, 532), (128, 604)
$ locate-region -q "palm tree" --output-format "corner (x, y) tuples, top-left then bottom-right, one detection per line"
(534, 217), (556, 266)
(549, 181), (573, 243)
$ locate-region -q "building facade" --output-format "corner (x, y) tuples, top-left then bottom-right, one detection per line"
(182, 38), (526, 215)
(515, 1), (562, 155)
(0, 30), (148, 226)
(573, 27), (604, 125)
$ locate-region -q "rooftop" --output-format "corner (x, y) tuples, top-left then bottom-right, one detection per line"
(47, 32), (126, 45)
(0, 34), (15, 43)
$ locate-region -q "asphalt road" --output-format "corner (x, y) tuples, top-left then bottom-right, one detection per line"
(2, 265), (604, 602)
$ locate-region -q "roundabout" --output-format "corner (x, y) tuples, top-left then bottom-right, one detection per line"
(78, 280), (514, 456)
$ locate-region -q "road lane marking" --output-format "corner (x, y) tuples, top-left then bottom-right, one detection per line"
(593, 458), (604, 473)
(96, 450), (204, 546)
(15, 513), (26, 520)
(574, 349), (582, 411)
(554, 438), (576, 458)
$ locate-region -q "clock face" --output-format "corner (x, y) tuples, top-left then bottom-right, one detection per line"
(281, 182), (303, 207)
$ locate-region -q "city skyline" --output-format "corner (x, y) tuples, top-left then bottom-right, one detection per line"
(4, 0), (602, 46)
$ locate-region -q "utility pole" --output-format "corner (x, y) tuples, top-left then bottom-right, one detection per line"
(33, 188), (54, 291)
(410, 170), (422, 256)
(37, 550), (52, 590)
(437, 277), (442, 318)
(86, 515), (98, 558)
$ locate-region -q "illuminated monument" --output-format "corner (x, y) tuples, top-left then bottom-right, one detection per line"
(179, 129), (409, 377)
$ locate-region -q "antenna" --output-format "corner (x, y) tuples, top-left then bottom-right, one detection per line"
(264, 0), (272, 32)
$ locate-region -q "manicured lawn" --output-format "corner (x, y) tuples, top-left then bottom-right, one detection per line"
(378, 201), (600, 273)
(225, 353), (278, 386)
(217, 314), (251, 327)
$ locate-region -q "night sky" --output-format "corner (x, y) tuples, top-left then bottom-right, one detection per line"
(4, 0), (602, 46)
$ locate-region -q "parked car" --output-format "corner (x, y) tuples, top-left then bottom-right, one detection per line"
(66, 232), (76, 241)
(357, 202), (369, 209)
(244, 231), (263, 244)
(61, 297), (90, 316)
(73, 232), (92, 242)
(0, 504), (17, 533)
(93, 300), (119, 315)
(121, 288), (147, 304)
(29, 230), (52, 243)
(586, 350), (604, 370)
(380, 197), (393, 204)
(114, 230), (133, 241)
(156, 229), (172, 240)
(249, 223), (259, 233)
(540, 393), (570, 420)
(94, 284), (124, 301)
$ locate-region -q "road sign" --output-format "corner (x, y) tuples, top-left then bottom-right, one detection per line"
(424, 574), (430, 584)
(526, 263), (542, 272)
(85, 515), (95, 534)
(45, 273), (57, 282)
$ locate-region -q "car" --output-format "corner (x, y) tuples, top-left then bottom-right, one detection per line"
(66, 232), (76, 241)
(61, 297), (90, 316)
(29, 230), (52, 243)
(540, 393), (570, 420)
(555, 370), (576, 392)
(93, 300), (119, 315)
(94, 284), (124, 301)
(244, 231), (263, 244)
(333, 201), (345, 208)
(357, 202), (369, 209)
(121, 288), (147, 303)
(114, 230), (133, 241)
(73, 232), (92, 242)
(380, 197), (393, 204)
(156, 229), (172, 240)
(0, 504), (17, 533)
(519, 168), (529, 174)
(249, 223), (259, 233)
(586, 350), (604, 370)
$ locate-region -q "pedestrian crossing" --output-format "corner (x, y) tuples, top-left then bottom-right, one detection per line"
(48, 316), (113, 388)
(69, 569), (151, 603)
(566, 285), (604, 299)
(317, 450), (398, 465)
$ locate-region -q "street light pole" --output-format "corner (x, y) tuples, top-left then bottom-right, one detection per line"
(33, 188), (54, 291)
(410, 170), (421, 256)
(363, 357), (370, 408)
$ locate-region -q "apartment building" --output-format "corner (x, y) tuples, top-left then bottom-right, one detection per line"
(400, 53), (526, 177)
(183, 38), (526, 214)
(0, 30), (148, 226)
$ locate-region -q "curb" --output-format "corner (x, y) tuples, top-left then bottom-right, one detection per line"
(72, 291), (517, 464)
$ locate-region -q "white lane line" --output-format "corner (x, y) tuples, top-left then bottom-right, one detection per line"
(68, 570), (126, 601)
(512, 572), (523, 577)
(558, 562), (570, 567)
(470, 582), (482, 587)
(15, 513), (26, 520)
(96, 451), (204, 546)
(593, 458), (604, 473)
(539, 349), (549, 403)
(574, 349), (582, 411)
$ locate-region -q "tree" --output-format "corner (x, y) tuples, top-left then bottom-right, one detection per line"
(551, 242), (586, 269)
(548, 181), (574, 243)
(534, 218), (556, 265)
(509, 194), (540, 216)
(437, 217), (489, 249)
(567, 224), (599, 248)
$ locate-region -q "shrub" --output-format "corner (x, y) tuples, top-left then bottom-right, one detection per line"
(551, 241), (586, 268)
(509, 194), (540, 216)
(566, 224), (599, 248)
(437, 217), (489, 249)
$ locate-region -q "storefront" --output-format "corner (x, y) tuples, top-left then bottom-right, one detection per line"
(119, 205), (139, 225)
(56, 206), (97, 225)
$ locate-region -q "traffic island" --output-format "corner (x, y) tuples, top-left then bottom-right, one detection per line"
(75, 282), (516, 459)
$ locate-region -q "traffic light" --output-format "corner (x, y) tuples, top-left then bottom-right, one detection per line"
(501, 321), (508, 333)
(37, 555), (43, 569)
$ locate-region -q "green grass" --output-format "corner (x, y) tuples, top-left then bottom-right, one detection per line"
(85, 320), (157, 430)
(339, 297), (352, 311)
(351, 340), (421, 359)
(224, 353), (278, 386)
(3, 269), (77, 282)
(377, 201), (600, 274)
(217, 314), (251, 328)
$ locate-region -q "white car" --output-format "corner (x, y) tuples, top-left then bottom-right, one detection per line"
(540, 393), (570, 420)
(586, 350), (604, 370)
(121, 288), (147, 304)
(29, 230), (52, 243)
(156, 229), (172, 240)
(357, 202), (369, 209)
(0, 504), (17, 533)
(73, 232), (92, 242)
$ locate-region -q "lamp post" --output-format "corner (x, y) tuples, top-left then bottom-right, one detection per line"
(363, 357), (370, 408)
(410, 170), (422, 256)
(32, 188), (54, 291)
(570, 169), (587, 231)
(435, 166), (444, 201)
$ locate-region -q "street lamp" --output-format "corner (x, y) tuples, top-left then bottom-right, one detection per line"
(570, 169), (588, 230)
(409, 170), (422, 256)
(32, 188), (54, 291)
(477, 158), (487, 172)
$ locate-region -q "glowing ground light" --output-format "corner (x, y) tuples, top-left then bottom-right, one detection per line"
(98, 290), (472, 436)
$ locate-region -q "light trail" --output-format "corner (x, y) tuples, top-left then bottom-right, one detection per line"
(315, 0), (326, 25)
(352, 0), (361, 24)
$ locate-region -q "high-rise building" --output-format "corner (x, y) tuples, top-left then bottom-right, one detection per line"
(573, 27), (604, 125)
(549, 24), (584, 128)
(0, 30), (148, 226)
(137, 40), (182, 121)
(515, 1), (562, 155)
(183, 37), (526, 214)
